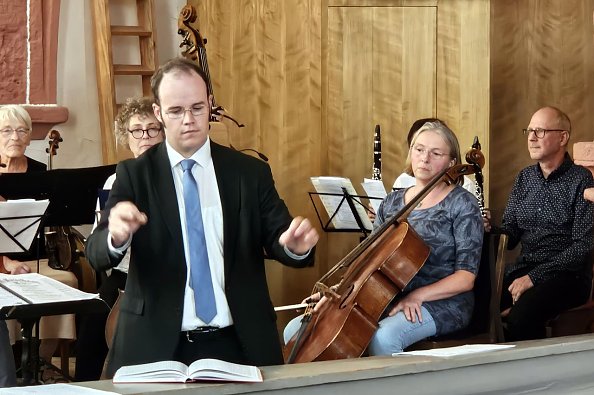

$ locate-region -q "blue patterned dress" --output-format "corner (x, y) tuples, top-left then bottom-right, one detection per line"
(375, 185), (483, 335)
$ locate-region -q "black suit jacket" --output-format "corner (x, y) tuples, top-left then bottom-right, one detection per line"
(86, 141), (314, 376)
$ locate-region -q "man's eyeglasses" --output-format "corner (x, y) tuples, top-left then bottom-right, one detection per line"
(0, 128), (30, 138)
(128, 127), (162, 139)
(164, 105), (208, 119)
(522, 128), (567, 139)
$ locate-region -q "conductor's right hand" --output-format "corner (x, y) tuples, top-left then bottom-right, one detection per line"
(108, 201), (148, 248)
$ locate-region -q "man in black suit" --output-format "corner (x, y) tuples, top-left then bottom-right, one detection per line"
(86, 57), (319, 377)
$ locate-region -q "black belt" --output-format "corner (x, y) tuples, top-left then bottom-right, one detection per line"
(183, 325), (234, 342)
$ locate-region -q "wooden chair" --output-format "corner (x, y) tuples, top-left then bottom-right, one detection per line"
(545, 259), (594, 338)
(497, 236), (594, 340)
(407, 232), (508, 350)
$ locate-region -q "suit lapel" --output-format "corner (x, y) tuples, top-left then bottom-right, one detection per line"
(150, 144), (183, 241)
(211, 142), (239, 276)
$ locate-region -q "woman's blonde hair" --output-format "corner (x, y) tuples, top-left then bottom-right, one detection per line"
(403, 121), (463, 185)
(0, 105), (33, 131)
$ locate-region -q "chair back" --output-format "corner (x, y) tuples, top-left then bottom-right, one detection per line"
(468, 232), (508, 342)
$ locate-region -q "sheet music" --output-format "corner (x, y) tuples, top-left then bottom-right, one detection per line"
(0, 273), (99, 308)
(310, 177), (373, 230)
(361, 178), (387, 215)
(393, 344), (516, 357)
(0, 199), (49, 253)
(0, 383), (119, 394)
(0, 285), (28, 307)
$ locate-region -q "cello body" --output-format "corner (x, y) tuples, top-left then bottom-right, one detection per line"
(285, 222), (429, 362)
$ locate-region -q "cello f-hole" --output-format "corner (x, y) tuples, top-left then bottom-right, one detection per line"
(339, 284), (355, 309)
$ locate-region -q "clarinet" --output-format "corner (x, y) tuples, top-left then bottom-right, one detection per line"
(471, 136), (486, 217)
(372, 124), (382, 181)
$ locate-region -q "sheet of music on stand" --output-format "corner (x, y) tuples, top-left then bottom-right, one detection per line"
(0, 273), (99, 308)
(0, 199), (49, 253)
(361, 178), (387, 215)
(310, 176), (373, 231)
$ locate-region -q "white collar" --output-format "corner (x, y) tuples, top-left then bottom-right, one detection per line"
(165, 137), (212, 170)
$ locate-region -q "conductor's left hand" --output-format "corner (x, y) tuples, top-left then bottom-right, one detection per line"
(279, 217), (319, 255)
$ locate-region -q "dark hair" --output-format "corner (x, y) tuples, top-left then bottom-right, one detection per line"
(406, 118), (448, 146)
(150, 57), (211, 105)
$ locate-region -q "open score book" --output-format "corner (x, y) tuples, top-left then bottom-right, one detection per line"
(112, 358), (263, 383)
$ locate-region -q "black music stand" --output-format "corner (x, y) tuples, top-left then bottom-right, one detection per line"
(0, 299), (108, 384)
(0, 165), (115, 384)
(309, 187), (375, 239)
(0, 201), (48, 275)
(0, 165), (116, 227)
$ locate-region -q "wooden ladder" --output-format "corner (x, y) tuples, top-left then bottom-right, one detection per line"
(91, 0), (157, 164)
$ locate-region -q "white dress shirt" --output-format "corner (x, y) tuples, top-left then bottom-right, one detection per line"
(165, 139), (233, 330)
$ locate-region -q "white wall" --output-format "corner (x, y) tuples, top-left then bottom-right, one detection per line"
(28, 0), (186, 168)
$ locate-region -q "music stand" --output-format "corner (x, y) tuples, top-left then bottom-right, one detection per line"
(0, 299), (108, 384)
(0, 165), (116, 226)
(0, 165), (115, 384)
(309, 187), (375, 239)
(0, 202), (48, 255)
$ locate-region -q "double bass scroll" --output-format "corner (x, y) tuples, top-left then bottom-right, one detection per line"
(177, 5), (245, 128)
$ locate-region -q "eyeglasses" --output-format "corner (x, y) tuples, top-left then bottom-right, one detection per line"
(127, 127), (162, 139)
(0, 128), (30, 138)
(164, 105), (208, 119)
(412, 145), (450, 160)
(522, 128), (567, 139)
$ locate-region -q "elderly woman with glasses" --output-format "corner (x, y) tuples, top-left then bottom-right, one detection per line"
(0, 105), (45, 173)
(75, 96), (164, 382)
(0, 104), (81, 384)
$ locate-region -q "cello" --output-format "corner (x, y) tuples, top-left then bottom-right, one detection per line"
(285, 143), (485, 363)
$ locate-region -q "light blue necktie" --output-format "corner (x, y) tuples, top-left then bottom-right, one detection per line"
(181, 159), (217, 323)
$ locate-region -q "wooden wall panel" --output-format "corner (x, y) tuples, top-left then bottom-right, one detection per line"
(490, 0), (594, 223)
(436, 0), (490, 204)
(326, 5), (437, 268)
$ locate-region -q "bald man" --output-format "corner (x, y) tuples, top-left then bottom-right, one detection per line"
(499, 106), (594, 341)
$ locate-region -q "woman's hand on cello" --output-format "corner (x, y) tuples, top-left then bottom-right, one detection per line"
(389, 294), (424, 323)
(301, 293), (329, 312)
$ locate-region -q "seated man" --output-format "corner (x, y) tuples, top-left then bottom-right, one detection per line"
(499, 106), (594, 341)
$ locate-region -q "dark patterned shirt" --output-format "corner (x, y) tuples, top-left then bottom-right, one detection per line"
(375, 186), (483, 335)
(502, 153), (594, 284)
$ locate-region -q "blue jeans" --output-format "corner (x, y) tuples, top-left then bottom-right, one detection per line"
(283, 314), (306, 345)
(283, 306), (436, 355)
(368, 306), (436, 355)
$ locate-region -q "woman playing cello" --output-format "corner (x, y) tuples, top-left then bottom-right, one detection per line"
(285, 121), (484, 355)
